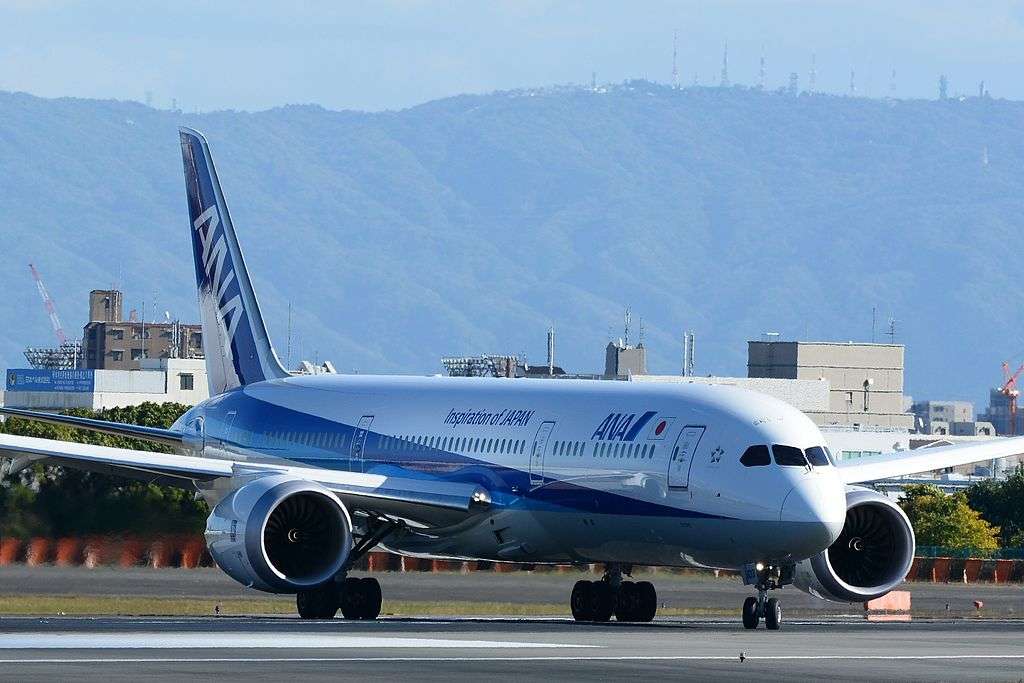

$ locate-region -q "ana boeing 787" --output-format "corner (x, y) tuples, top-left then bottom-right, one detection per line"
(2, 128), (1020, 629)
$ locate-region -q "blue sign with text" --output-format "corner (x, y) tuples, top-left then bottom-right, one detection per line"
(5, 369), (95, 393)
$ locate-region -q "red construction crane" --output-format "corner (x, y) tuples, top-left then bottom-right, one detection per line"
(28, 263), (67, 345)
(1001, 361), (1024, 435)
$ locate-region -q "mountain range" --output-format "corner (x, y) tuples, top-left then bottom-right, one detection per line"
(1, 81), (1022, 408)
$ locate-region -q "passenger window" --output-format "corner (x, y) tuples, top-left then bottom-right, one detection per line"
(805, 446), (832, 467)
(773, 445), (809, 467)
(740, 445), (771, 467)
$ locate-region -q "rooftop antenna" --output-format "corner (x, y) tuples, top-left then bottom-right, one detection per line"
(286, 301), (292, 369)
(758, 45), (766, 89)
(939, 74), (948, 100)
(871, 306), (877, 343)
(809, 53), (817, 92)
(623, 307), (631, 346)
(683, 331), (695, 376)
(889, 68), (897, 96)
(886, 316), (897, 343)
(849, 69), (856, 96)
(591, 71), (597, 91)
(720, 41), (730, 87)
(638, 318), (645, 346)
(547, 326), (555, 376)
(672, 30), (679, 89)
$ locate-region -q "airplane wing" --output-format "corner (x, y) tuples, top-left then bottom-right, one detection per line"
(837, 436), (1024, 484)
(0, 407), (184, 447)
(0, 433), (491, 523)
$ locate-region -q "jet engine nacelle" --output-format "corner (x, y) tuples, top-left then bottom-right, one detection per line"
(793, 487), (915, 603)
(205, 474), (353, 593)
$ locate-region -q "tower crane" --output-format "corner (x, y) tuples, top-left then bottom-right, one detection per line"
(1000, 361), (1024, 435)
(28, 263), (67, 345)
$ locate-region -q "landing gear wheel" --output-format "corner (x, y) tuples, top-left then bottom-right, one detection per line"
(590, 581), (615, 622)
(614, 581), (639, 622)
(340, 577), (383, 620)
(764, 597), (781, 630)
(296, 583), (339, 619)
(359, 577), (382, 620)
(571, 580), (594, 621)
(742, 596), (759, 629)
(635, 581), (657, 622)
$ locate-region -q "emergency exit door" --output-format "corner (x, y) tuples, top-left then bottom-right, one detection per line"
(667, 425), (705, 488)
(529, 421), (556, 487)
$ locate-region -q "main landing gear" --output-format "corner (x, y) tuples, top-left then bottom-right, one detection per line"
(296, 518), (403, 620)
(570, 565), (657, 623)
(741, 563), (789, 630)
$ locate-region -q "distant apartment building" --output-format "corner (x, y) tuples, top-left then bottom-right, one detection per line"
(82, 290), (202, 370)
(747, 340), (913, 429)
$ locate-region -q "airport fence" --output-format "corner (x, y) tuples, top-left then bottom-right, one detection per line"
(4, 534), (1024, 583)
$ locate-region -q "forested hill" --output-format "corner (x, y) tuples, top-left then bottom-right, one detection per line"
(1, 82), (1022, 405)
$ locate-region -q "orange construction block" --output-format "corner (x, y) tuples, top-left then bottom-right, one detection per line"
(864, 590), (911, 612)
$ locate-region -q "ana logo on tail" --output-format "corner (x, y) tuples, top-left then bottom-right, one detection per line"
(193, 205), (245, 342)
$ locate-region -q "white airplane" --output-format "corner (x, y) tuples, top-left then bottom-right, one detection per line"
(2, 128), (1021, 629)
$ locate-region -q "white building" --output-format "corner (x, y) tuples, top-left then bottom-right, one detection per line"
(3, 358), (208, 410)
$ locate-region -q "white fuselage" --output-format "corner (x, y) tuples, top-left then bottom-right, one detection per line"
(176, 374), (847, 570)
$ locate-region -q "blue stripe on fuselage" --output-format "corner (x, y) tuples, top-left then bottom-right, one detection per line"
(198, 391), (732, 520)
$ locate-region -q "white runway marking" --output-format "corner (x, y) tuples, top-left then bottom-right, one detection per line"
(3, 654), (1024, 664)
(0, 633), (593, 650)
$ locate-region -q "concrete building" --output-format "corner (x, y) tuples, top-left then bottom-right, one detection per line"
(605, 340), (647, 377)
(910, 400), (975, 435)
(631, 375), (829, 414)
(82, 290), (202, 370)
(747, 341), (913, 429)
(3, 358), (208, 410)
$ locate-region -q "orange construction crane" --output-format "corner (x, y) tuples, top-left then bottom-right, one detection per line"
(1001, 361), (1024, 435)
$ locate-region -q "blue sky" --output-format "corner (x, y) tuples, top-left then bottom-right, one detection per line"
(2, 1), (1023, 111)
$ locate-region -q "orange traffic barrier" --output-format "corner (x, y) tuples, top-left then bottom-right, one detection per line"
(0, 538), (22, 566)
(24, 538), (51, 566)
(931, 557), (952, 583)
(994, 559), (1015, 583)
(54, 537), (83, 566)
(963, 559), (983, 583)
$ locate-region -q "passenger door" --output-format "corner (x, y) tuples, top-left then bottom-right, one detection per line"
(350, 415), (374, 472)
(529, 421), (556, 487)
(667, 425), (705, 488)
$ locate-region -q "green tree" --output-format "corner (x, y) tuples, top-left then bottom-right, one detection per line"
(899, 484), (1000, 551)
(967, 468), (1024, 547)
(0, 402), (208, 538)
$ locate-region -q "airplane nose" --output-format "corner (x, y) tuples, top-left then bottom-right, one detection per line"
(780, 478), (846, 551)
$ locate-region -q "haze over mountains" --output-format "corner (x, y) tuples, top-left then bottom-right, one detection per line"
(1, 82), (1021, 407)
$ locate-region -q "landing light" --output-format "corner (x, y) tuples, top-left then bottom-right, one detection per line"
(755, 562), (765, 572)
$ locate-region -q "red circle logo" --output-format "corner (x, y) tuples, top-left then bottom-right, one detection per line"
(655, 420), (667, 436)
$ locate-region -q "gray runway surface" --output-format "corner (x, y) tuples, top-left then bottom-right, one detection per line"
(2, 615), (1024, 681)
(4, 565), (1024, 617)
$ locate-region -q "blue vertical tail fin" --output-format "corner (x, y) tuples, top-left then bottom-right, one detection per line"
(179, 127), (289, 394)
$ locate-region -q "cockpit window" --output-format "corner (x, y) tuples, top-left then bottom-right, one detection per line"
(805, 446), (832, 467)
(740, 445), (771, 467)
(773, 445), (809, 467)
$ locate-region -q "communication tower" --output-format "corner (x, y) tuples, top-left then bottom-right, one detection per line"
(720, 41), (729, 87)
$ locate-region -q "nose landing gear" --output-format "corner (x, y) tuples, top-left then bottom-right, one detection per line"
(741, 563), (791, 630)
